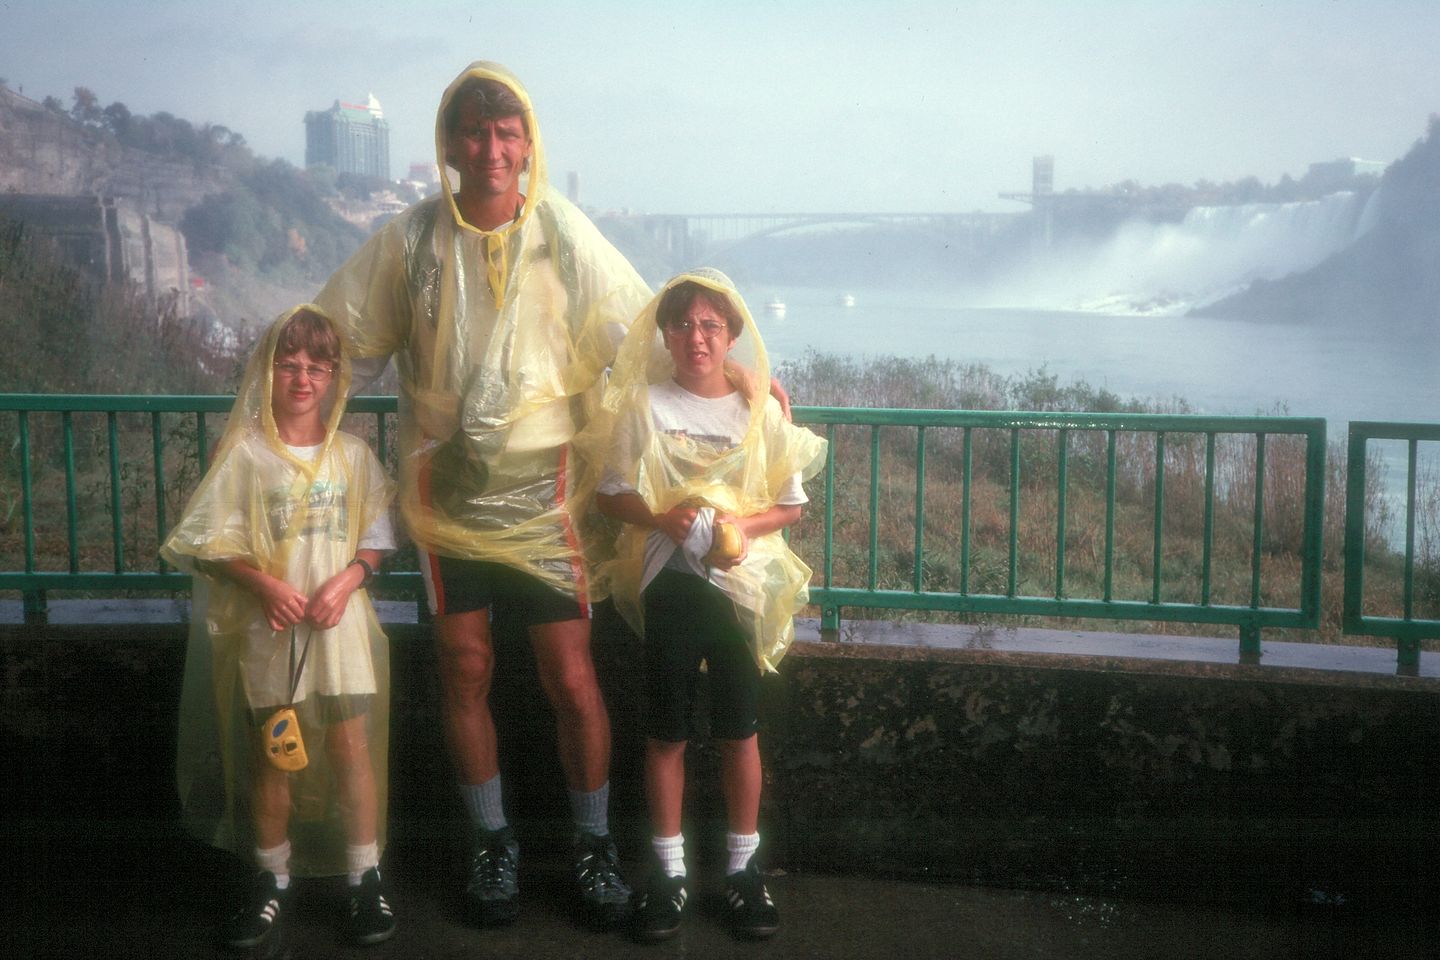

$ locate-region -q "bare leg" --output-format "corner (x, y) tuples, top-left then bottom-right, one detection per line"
(645, 738), (687, 837)
(325, 714), (377, 845)
(717, 735), (762, 836)
(530, 617), (611, 792)
(435, 609), (500, 785)
(251, 757), (292, 850)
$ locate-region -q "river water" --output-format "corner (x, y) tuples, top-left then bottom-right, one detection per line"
(758, 284), (1440, 431)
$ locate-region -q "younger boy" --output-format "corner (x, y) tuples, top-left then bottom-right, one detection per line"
(163, 306), (397, 952)
(591, 270), (826, 942)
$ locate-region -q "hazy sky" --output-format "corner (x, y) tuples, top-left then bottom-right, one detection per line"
(3, 0), (1437, 214)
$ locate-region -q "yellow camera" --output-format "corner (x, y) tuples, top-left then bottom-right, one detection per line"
(705, 519), (744, 565)
(261, 706), (308, 772)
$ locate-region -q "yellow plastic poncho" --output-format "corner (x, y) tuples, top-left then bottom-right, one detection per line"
(578, 269), (828, 672)
(162, 305), (395, 875)
(314, 61), (651, 598)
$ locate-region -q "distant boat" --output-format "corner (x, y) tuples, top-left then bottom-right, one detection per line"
(837, 293), (856, 307)
(765, 296), (786, 317)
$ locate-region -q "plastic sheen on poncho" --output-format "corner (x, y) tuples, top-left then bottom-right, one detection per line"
(576, 269), (828, 673)
(314, 61), (651, 598)
(161, 305), (395, 876)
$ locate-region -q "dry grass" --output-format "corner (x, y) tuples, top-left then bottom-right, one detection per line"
(779, 353), (1422, 648)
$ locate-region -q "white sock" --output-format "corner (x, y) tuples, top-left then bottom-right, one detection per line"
(652, 833), (686, 879)
(346, 841), (379, 886)
(726, 831), (759, 874)
(255, 840), (292, 890)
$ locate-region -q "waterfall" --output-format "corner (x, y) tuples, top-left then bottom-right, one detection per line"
(995, 190), (1379, 315)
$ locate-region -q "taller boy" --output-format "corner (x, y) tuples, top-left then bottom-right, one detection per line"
(315, 62), (650, 927)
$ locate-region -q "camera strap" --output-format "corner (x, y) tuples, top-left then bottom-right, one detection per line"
(287, 624), (315, 706)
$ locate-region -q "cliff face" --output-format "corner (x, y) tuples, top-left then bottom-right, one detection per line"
(0, 86), (231, 222)
(1196, 117), (1440, 328)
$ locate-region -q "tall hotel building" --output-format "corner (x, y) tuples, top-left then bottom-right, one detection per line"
(305, 94), (391, 180)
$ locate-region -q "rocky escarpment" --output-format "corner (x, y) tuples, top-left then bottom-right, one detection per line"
(1196, 115), (1440, 329)
(0, 85), (233, 222)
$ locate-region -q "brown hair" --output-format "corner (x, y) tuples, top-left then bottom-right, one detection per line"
(274, 308), (341, 364)
(656, 282), (743, 338)
(444, 77), (529, 137)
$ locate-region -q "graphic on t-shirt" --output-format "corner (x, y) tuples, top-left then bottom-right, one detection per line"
(661, 429), (735, 451)
(264, 481), (349, 541)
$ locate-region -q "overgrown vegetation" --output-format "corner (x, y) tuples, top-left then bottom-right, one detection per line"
(0, 215), (240, 576)
(182, 159), (368, 282)
(1084, 165), (1381, 209)
(0, 217), (231, 394)
(52, 85), (253, 166)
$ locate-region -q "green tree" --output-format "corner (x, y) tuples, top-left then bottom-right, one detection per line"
(70, 86), (103, 127)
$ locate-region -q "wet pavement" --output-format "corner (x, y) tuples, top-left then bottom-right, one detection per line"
(8, 818), (1435, 960)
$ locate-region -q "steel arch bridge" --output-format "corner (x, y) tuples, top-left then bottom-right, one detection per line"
(625, 211), (1020, 266)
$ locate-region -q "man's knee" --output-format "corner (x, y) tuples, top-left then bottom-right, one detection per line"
(436, 612), (497, 698)
(538, 652), (603, 715)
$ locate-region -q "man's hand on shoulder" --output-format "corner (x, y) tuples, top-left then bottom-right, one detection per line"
(768, 375), (792, 421)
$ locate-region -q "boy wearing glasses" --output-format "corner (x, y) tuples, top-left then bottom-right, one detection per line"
(589, 271), (826, 942)
(163, 305), (397, 952)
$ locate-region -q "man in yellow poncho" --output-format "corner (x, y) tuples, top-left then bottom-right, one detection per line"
(313, 61), (649, 929)
(587, 270), (827, 942)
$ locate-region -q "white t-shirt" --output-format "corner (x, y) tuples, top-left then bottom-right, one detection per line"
(598, 381), (807, 504)
(599, 380), (806, 587)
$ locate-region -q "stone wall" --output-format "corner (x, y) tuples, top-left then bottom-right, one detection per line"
(3, 605), (1436, 907)
(0, 193), (189, 305)
(767, 637), (1439, 905)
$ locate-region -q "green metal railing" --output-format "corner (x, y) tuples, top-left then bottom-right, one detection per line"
(797, 407), (1326, 659)
(4, 393), (1428, 668)
(1344, 422), (1440, 669)
(0, 394), (416, 622)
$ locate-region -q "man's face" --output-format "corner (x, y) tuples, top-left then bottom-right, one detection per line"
(664, 297), (736, 388)
(447, 100), (531, 201)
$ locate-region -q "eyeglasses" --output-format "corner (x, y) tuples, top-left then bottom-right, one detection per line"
(273, 361), (334, 381)
(666, 318), (728, 339)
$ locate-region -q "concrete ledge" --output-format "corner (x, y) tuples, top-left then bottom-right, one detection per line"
(793, 618), (1438, 683)
(7, 600), (1431, 681)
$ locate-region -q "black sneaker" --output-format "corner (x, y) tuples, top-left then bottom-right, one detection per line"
(464, 826), (520, 926)
(631, 869), (687, 943)
(221, 870), (288, 951)
(724, 860), (780, 940)
(345, 866), (397, 946)
(572, 831), (632, 929)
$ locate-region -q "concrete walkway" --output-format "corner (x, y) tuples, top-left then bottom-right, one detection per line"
(8, 819), (1434, 960)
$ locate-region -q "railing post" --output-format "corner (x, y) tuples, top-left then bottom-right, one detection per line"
(1397, 636), (1420, 671)
(1239, 620), (1262, 664)
(821, 604), (841, 637)
(23, 589), (48, 626)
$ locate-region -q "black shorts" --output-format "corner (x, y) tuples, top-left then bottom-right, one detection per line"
(643, 567), (759, 743)
(421, 551), (589, 625)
